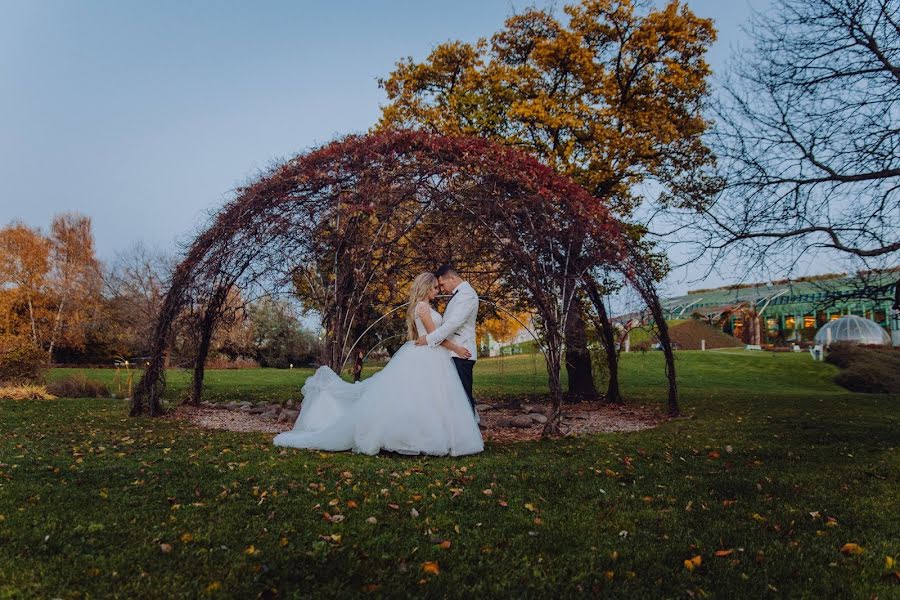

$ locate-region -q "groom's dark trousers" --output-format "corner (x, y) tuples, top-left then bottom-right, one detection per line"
(452, 357), (476, 413)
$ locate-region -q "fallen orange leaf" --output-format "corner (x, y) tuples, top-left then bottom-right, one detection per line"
(840, 543), (864, 555)
(422, 561), (440, 575)
(714, 549), (734, 557)
(684, 555), (702, 571)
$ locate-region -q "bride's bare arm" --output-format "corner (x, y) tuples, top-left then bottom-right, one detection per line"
(416, 303), (471, 357)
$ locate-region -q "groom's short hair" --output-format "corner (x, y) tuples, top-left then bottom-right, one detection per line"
(435, 264), (459, 279)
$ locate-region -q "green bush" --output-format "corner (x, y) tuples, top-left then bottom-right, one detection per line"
(0, 336), (48, 384)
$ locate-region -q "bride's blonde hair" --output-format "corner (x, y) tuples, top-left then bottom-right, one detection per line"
(406, 272), (437, 341)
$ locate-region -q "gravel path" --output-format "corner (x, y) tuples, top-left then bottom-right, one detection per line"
(168, 399), (663, 443)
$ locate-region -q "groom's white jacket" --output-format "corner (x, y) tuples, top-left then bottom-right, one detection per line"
(426, 281), (479, 361)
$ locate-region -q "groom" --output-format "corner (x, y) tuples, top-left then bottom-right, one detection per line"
(415, 264), (479, 416)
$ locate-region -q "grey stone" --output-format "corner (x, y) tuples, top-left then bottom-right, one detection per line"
(529, 413), (548, 424)
(474, 403), (493, 412)
(508, 415), (535, 428)
(261, 409), (280, 420)
(278, 409), (300, 424)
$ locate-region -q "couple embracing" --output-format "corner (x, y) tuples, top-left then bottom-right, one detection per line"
(274, 265), (484, 456)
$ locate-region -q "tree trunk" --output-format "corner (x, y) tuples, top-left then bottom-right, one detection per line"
(564, 298), (597, 401)
(188, 287), (231, 406)
(189, 318), (215, 406)
(541, 329), (565, 436)
(352, 349), (364, 382)
(582, 278), (623, 405)
(645, 293), (679, 417)
(48, 297), (65, 362)
(26, 294), (38, 345)
(132, 272), (190, 416)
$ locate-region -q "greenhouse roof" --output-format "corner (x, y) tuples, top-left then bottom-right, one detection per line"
(662, 271), (898, 317)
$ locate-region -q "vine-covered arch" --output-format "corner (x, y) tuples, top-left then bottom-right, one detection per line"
(132, 130), (677, 429)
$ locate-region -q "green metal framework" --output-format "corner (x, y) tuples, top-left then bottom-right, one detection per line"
(661, 272), (899, 345)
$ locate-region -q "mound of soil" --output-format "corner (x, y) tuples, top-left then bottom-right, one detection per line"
(666, 320), (743, 350)
(825, 343), (900, 394)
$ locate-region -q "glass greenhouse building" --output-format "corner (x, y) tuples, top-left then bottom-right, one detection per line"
(660, 271), (900, 347)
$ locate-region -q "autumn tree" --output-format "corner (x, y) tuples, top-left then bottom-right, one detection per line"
(0, 215), (102, 361)
(0, 223), (51, 343)
(46, 213), (103, 360)
(477, 310), (532, 347)
(379, 0), (716, 400)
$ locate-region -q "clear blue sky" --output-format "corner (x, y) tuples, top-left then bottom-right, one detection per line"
(1, 0), (771, 294)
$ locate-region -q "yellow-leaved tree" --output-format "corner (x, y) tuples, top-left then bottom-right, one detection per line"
(0, 214), (102, 362)
(378, 0), (716, 402)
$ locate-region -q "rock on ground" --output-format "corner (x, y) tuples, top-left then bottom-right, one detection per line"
(278, 409), (300, 424)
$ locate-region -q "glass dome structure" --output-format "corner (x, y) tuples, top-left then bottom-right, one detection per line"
(814, 315), (891, 346)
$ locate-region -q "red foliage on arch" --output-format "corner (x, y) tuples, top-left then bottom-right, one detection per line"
(131, 130), (641, 428)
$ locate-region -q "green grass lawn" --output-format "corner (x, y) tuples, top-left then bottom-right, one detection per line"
(46, 348), (846, 405)
(4, 352), (899, 598)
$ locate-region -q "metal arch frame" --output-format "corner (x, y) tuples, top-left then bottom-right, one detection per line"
(362, 334), (405, 363)
(339, 303), (411, 374)
(338, 295), (547, 374)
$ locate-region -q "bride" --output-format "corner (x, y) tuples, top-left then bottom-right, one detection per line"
(273, 272), (484, 456)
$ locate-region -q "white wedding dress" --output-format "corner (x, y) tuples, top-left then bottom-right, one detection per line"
(273, 305), (483, 456)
